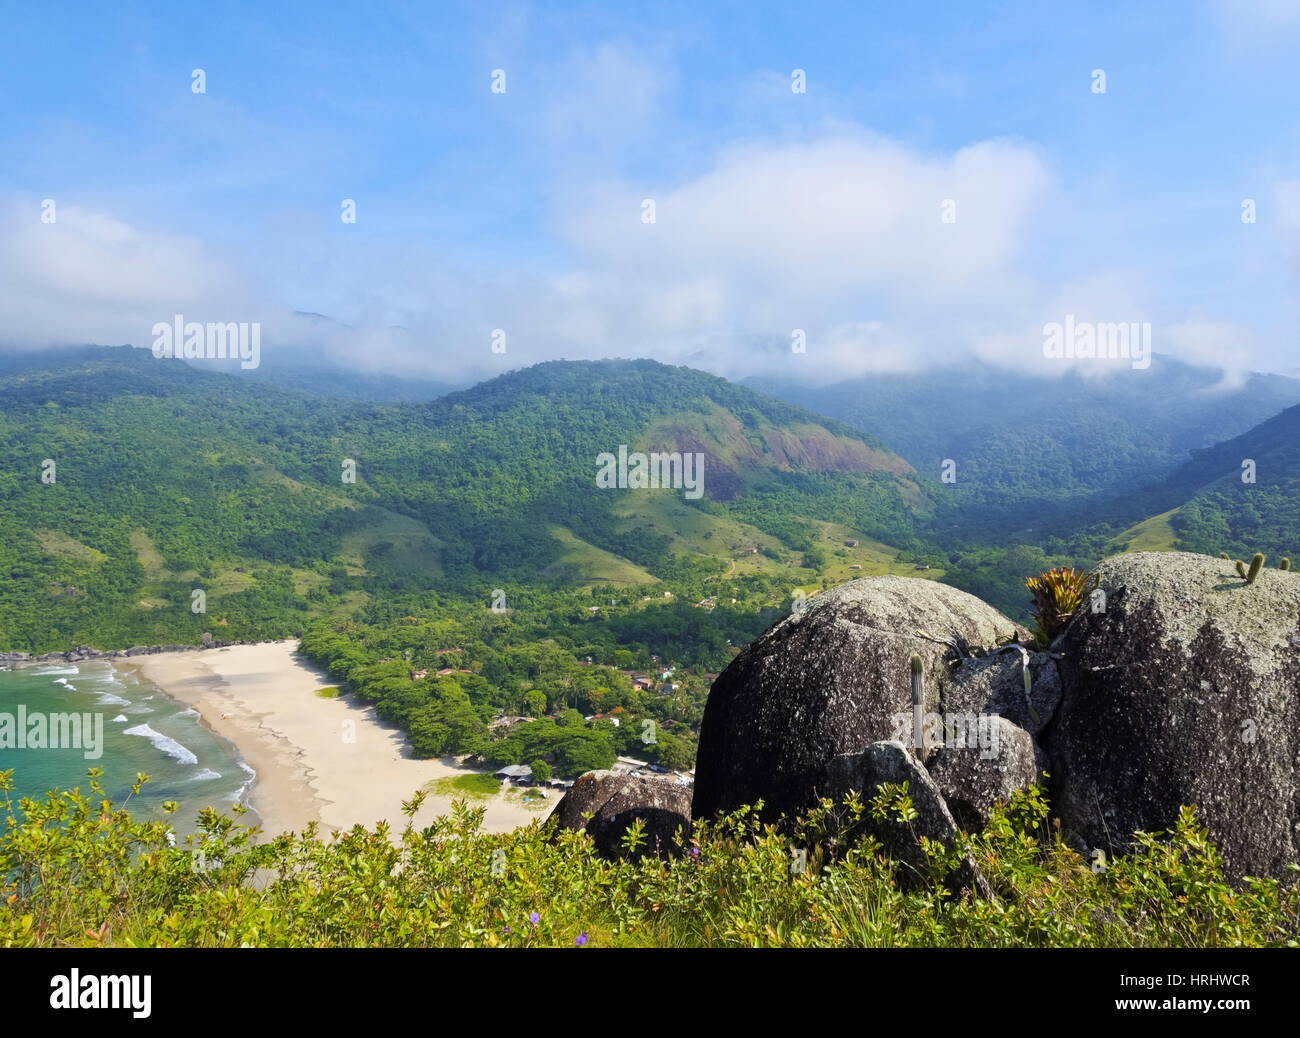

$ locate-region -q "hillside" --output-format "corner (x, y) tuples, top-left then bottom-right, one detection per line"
(1106, 402), (1300, 561)
(747, 357), (1300, 537)
(0, 348), (933, 652)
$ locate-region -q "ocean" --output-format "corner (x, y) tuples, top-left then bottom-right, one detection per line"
(0, 660), (253, 836)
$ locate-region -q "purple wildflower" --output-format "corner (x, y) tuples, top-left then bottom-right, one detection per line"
(529, 911), (539, 925)
(576, 933), (588, 947)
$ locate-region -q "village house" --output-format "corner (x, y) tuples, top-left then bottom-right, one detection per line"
(493, 764), (533, 786)
(488, 715), (533, 730)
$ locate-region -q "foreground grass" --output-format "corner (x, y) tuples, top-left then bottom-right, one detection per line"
(1, 769), (1297, 948)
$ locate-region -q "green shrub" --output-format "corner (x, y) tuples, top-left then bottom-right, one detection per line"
(2, 768), (1296, 948)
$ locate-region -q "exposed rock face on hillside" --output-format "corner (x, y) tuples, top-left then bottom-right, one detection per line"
(547, 772), (691, 861)
(1046, 552), (1300, 882)
(691, 577), (1029, 824)
(644, 408), (918, 504)
(691, 554), (1300, 883)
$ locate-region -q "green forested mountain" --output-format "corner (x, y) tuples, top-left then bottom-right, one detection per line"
(1097, 401), (1300, 562)
(747, 357), (1300, 537)
(0, 347), (933, 653)
(5, 344), (1296, 662)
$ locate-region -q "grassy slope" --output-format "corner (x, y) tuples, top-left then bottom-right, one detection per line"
(1109, 508), (1181, 554)
(544, 526), (657, 586)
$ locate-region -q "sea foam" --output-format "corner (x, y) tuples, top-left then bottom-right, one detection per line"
(123, 724), (199, 765)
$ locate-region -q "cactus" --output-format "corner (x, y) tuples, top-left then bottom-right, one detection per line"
(910, 655), (924, 752)
(1246, 553), (1265, 583)
(1220, 552), (1231, 560)
(1227, 549), (1284, 580)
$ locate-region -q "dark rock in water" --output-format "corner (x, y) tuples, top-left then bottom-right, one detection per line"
(548, 771), (692, 860)
(927, 716), (1045, 831)
(2, 639), (262, 670)
(825, 741), (991, 896)
(1046, 552), (1300, 882)
(691, 576), (1029, 825)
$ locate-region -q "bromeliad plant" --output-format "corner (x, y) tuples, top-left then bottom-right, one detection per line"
(1025, 567), (1098, 647)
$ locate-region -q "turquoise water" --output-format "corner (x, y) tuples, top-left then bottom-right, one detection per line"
(0, 661), (253, 836)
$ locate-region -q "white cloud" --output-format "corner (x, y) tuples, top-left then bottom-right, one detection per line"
(542, 41), (673, 148)
(0, 201), (273, 347)
(0, 128), (1279, 386)
(1163, 318), (1257, 386)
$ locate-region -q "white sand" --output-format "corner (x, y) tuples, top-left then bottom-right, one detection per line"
(116, 641), (552, 839)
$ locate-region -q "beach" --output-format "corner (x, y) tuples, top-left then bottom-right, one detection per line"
(116, 641), (551, 839)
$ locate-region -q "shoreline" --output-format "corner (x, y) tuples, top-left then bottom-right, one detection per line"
(113, 641), (552, 840)
(1, 638), (266, 671)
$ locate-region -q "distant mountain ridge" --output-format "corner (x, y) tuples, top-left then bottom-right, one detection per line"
(1107, 400), (1300, 560)
(746, 356), (1300, 537)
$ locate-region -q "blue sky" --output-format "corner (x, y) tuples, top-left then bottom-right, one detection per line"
(1, 0), (1297, 380)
